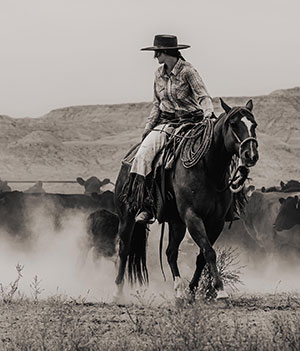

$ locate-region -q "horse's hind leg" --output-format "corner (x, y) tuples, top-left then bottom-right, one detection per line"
(167, 217), (186, 298)
(185, 210), (225, 296)
(114, 217), (135, 302)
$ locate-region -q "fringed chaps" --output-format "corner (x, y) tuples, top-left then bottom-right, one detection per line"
(119, 173), (146, 214)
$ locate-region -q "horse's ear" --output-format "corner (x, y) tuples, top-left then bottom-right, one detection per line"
(246, 99), (253, 111)
(220, 98), (231, 114)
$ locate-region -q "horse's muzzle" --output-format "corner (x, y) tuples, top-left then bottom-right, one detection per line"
(240, 140), (259, 167)
(243, 151), (259, 167)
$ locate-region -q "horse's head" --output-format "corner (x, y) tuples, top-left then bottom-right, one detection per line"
(220, 98), (259, 168)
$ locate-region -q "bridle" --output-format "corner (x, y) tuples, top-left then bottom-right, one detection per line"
(230, 128), (258, 159)
(223, 106), (258, 159)
(218, 108), (258, 193)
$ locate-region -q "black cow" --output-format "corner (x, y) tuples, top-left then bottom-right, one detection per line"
(280, 180), (300, 192)
(86, 208), (119, 261)
(274, 196), (300, 231)
(0, 190), (115, 240)
(261, 179), (300, 193)
(241, 189), (300, 252)
(76, 176), (112, 194)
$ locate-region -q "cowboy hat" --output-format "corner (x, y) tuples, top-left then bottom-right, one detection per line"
(141, 34), (190, 51)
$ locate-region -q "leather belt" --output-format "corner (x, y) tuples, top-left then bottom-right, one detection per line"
(159, 109), (204, 121)
(160, 111), (176, 120)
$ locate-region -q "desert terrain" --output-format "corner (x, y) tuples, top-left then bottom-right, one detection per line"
(0, 87), (299, 350)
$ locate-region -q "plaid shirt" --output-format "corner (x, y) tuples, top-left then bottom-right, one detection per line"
(145, 58), (214, 130)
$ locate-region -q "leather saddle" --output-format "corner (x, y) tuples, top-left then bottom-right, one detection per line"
(122, 119), (213, 223)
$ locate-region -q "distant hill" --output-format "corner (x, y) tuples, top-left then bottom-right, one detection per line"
(0, 87), (299, 192)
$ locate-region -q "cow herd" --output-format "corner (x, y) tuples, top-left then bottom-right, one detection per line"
(0, 176), (299, 270)
(0, 176), (118, 263)
(0, 176), (113, 195)
(241, 180), (300, 253)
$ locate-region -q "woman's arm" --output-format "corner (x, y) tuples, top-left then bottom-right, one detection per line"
(186, 67), (214, 118)
(144, 81), (160, 132)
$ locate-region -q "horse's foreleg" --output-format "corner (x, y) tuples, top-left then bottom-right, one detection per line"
(185, 210), (225, 296)
(114, 217), (135, 302)
(189, 222), (223, 293)
(166, 218), (186, 298)
(189, 251), (206, 293)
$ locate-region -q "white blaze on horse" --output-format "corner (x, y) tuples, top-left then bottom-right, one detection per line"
(113, 99), (259, 302)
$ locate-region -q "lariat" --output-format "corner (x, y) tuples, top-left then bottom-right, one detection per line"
(180, 118), (214, 168)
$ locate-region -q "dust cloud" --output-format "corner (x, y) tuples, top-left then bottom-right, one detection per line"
(0, 208), (117, 302)
(238, 251), (300, 294)
(0, 210), (180, 303)
(0, 211), (299, 304)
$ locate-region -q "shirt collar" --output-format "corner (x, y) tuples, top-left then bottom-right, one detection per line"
(159, 58), (184, 78)
(170, 58), (183, 76)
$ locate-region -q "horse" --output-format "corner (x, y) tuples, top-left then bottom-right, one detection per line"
(113, 98), (259, 301)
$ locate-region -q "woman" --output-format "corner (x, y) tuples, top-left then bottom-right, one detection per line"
(127, 34), (214, 223)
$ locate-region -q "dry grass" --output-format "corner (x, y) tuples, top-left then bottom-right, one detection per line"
(199, 247), (244, 299)
(0, 293), (299, 350)
(0, 260), (299, 351)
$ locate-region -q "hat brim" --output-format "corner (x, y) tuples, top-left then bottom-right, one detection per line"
(141, 44), (190, 51)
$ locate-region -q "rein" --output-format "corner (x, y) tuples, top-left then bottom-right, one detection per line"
(216, 162), (249, 193)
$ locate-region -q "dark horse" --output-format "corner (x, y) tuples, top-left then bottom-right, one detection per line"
(113, 99), (259, 300)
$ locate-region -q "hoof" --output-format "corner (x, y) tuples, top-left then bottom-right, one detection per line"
(174, 277), (185, 299)
(216, 289), (229, 300)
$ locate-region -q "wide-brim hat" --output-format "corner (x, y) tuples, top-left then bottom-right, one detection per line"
(141, 34), (190, 51)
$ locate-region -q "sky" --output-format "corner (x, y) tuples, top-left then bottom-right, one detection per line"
(0, 0), (299, 117)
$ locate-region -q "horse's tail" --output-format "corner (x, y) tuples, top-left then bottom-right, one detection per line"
(159, 222), (166, 281)
(127, 223), (149, 285)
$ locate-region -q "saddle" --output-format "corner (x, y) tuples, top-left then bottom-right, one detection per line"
(122, 118), (215, 223)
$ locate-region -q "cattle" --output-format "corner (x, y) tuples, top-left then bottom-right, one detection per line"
(241, 189), (300, 253)
(0, 180), (11, 193)
(261, 179), (300, 193)
(274, 196), (300, 231)
(0, 190), (115, 240)
(76, 176), (112, 194)
(24, 181), (45, 193)
(261, 185), (281, 193)
(280, 180), (300, 192)
(86, 208), (119, 262)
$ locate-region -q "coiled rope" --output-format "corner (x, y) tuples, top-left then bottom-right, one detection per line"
(180, 118), (214, 168)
